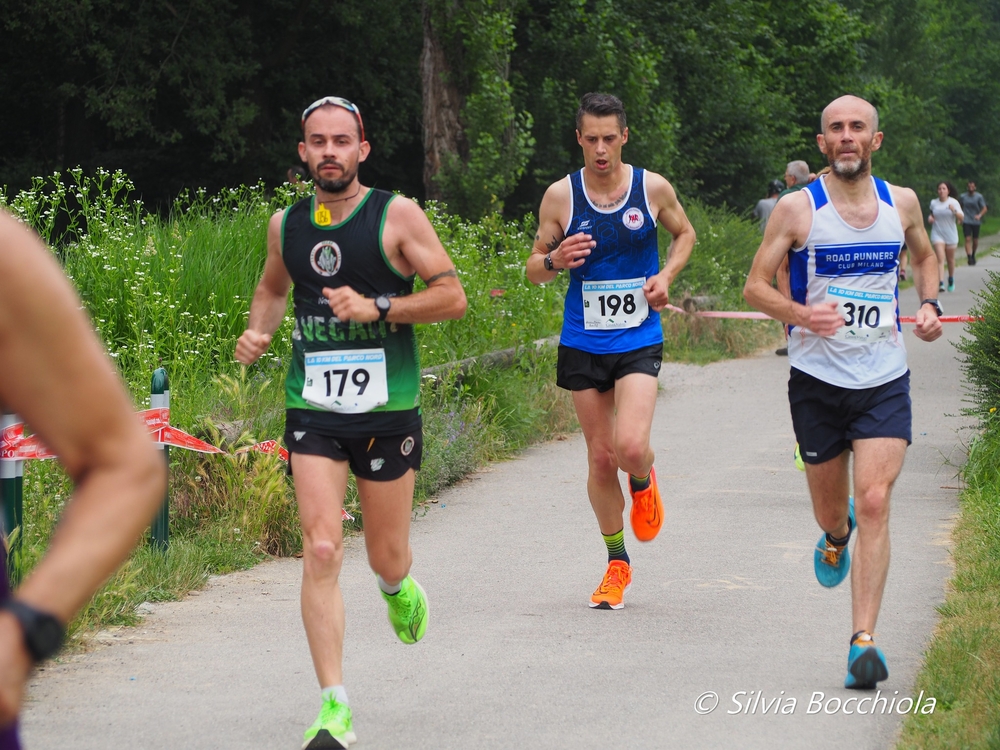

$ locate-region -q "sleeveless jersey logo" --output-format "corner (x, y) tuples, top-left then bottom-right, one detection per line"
(310, 241), (342, 277)
(623, 209), (644, 231)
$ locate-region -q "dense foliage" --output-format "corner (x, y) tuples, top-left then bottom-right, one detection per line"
(2, 0), (999, 216)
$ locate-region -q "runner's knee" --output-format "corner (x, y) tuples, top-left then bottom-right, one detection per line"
(303, 537), (344, 576)
(368, 544), (411, 585)
(587, 444), (619, 481)
(614, 436), (651, 475)
(854, 487), (891, 528)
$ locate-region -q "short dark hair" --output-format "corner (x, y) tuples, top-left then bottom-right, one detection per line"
(576, 92), (627, 132)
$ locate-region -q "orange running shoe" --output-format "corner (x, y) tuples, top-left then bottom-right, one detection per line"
(629, 466), (663, 542)
(589, 560), (632, 610)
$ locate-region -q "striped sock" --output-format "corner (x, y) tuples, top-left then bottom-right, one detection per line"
(603, 529), (630, 564)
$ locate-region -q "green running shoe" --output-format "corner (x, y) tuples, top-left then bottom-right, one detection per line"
(381, 575), (429, 644)
(302, 699), (355, 749)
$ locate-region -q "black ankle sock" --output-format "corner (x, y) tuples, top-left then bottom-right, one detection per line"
(826, 513), (854, 547)
(629, 472), (651, 492)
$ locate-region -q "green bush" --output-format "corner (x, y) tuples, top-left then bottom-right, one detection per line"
(957, 271), (1000, 424)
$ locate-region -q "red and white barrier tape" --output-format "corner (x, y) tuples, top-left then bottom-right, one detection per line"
(666, 304), (980, 324)
(1, 412), (354, 522)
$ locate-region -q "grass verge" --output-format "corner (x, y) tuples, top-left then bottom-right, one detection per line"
(897, 274), (1000, 746)
(896, 426), (1000, 747)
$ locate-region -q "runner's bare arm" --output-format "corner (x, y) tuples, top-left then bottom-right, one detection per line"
(643, 173), (696, 310)
(892, 186), (942, 342)
(236, 211), (292, 365)
(0, 211), (165, 725)
(324, 196), (466, 324)
(743, 191), (844, 336)
(526, 179), (594, 285)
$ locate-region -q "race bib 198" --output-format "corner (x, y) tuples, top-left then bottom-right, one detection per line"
(302, 349), (389, 413)
(582, 277), (648, 330)
(827, 285), (896, 342)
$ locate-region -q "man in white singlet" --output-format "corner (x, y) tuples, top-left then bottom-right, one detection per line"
(743, 95), (942, 689)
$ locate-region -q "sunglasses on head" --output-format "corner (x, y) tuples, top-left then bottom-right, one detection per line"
(301, 96), (365, 141)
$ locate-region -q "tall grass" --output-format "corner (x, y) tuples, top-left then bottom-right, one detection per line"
(1, 171), (766, 639)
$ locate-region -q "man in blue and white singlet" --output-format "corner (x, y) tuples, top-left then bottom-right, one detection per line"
(526, 93), (695, 611)
(744, 95), (942, 690)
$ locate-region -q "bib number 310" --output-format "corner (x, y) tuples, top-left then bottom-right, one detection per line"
(828, 285), (895, 342)
(303, 349), (389, 413)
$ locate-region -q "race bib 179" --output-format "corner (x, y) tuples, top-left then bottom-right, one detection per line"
(302, 349), (389, 413)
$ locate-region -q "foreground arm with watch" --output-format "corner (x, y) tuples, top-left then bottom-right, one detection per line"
(0, 211), (166, 728)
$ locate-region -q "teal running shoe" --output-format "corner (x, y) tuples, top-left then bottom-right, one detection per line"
(845, 632), (889, 689)
(381, 575), (429, 644)
(814, 496), (855, 588)
(302, 699), (356, 749)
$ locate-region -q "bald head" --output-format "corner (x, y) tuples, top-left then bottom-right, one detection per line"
(821, 95), (879, 133)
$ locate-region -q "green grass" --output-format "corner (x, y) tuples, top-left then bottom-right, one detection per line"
(898, 274), (1000, 747)
(896, 424), (1000, 748)
(2, 170), (769, 641)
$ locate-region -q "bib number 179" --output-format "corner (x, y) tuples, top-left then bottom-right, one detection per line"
(302, 349), (389, 413)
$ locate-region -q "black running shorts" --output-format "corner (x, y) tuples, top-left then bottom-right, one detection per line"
(963, 223), (981, 239)
(556, 342), (663, 392)
(284, 428), (423, 481)
(788, 368), (911, 465)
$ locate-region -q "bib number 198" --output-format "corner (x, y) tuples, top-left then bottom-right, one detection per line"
(582, 277), (648, 330)
(596, 293), (637, 317)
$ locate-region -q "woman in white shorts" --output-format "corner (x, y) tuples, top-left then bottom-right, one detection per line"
(928, 180), (964, 292)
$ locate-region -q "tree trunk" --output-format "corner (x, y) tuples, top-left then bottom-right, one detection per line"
(420, 0), (466, 201)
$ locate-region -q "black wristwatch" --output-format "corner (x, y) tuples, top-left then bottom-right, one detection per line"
(374, 295), (391, 321)
(544, 253), (556, 272)
(1, 599), (65, 663)
(921, 298), (943, 317)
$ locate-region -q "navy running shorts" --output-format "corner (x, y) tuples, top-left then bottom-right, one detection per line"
(556, 342), (663, 392)
(788, 368), (912, 465)
(284, 428), (423, 481)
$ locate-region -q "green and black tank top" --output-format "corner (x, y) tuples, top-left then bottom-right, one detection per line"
(282, 189), (421, 437)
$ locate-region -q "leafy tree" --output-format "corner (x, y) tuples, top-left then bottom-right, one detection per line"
(422, 0), (535, 219)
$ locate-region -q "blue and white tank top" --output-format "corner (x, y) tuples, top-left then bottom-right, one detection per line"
(559, 165), (663, 354)
(788, 174), (907, 388)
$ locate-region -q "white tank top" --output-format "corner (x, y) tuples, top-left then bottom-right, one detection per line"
(787, 175), (907, 389)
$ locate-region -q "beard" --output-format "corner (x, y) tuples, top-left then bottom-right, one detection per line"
(311, 159), (358, 194)
(828, 151), (870, 183)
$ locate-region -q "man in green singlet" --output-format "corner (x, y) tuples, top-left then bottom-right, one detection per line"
(236, 97), (466, 749)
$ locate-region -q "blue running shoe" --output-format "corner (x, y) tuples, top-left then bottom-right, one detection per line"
(845, 632), (889, 689)
(814, 496), (855, 588)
